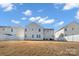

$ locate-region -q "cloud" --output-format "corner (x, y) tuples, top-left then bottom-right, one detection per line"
(54, 21), (64, 28)
(75, 11), (79, 19)
(11, 20), (20, 24)
(29, 16), (55, 24)
(55, 21), (64, 27)
(63, 3), (79, 10)
(39, 19), (55, 24)
(38, 16), (48, 23)
(29, 16), (41, 21)
(38, 16), (54, 24)
(23, 10), (32, 16)
(0, 3), (14, 12)
(58, 21), (64, 25)
(21, 17), (27, 20)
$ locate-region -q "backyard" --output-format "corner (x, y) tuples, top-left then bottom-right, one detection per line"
(0, 41), (79, 56)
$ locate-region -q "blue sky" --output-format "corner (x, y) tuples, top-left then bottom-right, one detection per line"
(0, 3), (79, 30)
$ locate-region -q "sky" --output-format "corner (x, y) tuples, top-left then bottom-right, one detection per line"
(0, 3), (79, 30)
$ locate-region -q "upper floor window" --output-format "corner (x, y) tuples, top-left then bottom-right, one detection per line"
(5, 34), (12, 36)
(25, 34), (27, 38)
(11, 28), (13, 32)
(47, 30), (49, 32)
(3, 28), (5, 31)
(65, 28), (67, 31)
(39, 29), (41, 32)
(72, 28), (74, 30)
(65, 34), (67, 36)
(32, 29), (33, 31)
(25, 29), (27, 32)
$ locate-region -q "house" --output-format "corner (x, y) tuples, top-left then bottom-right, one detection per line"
(43, 29), (54, 40)
(0, 21), (79, 41)
(25, 22), (54, 40)
(0, 26), (24, 40)
(25, 22), (44, 40)
(55, 21), (79, 41)
(0, 22), (54, 40)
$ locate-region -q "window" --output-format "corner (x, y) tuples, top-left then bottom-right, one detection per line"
(37, 34), (41, 38)
(11, 28), (13, 32)
(39, 29), (41, 32)
(72, 28), (74, 30)
(37, 35), (39, 38)
(52, 35), (54, 37)
(25, 29), (27, 32)
(32, 29), (33, 31)
(65, 34), (67, 36)
(5, 34), (12, 36)
(3, 28), (5, 31)
(39, 35), (41, 38)
(46, 30), (49, 32)
(25, 35), (27, 38)
(65, 28), (67, 31)
(32, 35), (34, 38)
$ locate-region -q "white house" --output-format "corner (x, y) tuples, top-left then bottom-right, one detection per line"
(0, 22), (54, 40)
(0, 21), (79, 41)
(25, 22), (54, 40)
(55, 21), (79, 41)
(25, 22), (44, 40)
(0, 26), (24, 40)
(43, 29), (54, 40)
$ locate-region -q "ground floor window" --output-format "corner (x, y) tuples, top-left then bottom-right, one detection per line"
(32, 35), (34, 38)
(25, 34), (27, 38)
(37, 34), (41, 38)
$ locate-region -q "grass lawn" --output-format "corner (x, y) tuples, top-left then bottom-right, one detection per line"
(0, 41), (79, 56)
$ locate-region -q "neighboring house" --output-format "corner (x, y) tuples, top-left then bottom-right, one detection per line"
(13, 26), (25, 40)
(43, 29), (54, 40)
(25, 22), (44, 40)
(0, 26), (24, 40)
(25, 22), (54, 40)
(1, 21), (79, 41)
(55, 21), (79, 41)
(0, 22), (54, 40)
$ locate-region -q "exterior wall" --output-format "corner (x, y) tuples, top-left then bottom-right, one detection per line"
(0, 22), (79, 41)
(0, 26), (25, 40)
(25, 23), (44, 40)
(0, 27), (13, 35)
(64, 35), (79, 42)
(55, 28), (65, 41)
(14, 27), (25, 40)
(43, 29), (54, 40)
(63, 23), (79, 41)
(55, 22), (79, 41)
(0, 23), (54, 41)
(64, 23), (79, 36)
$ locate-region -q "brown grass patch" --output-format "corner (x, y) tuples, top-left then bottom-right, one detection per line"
(0, 41), (79, 56)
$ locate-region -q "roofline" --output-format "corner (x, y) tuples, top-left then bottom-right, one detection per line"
(0, 26), (24, 28)
(26, 22), (54, 30)
(25, 22), (44, 28)
(55, 20), (79, 33)
(44, 28), (54, 30)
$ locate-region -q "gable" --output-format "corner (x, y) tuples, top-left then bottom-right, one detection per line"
(65, 22), (79, 29)
(26, 22), (43, 29)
